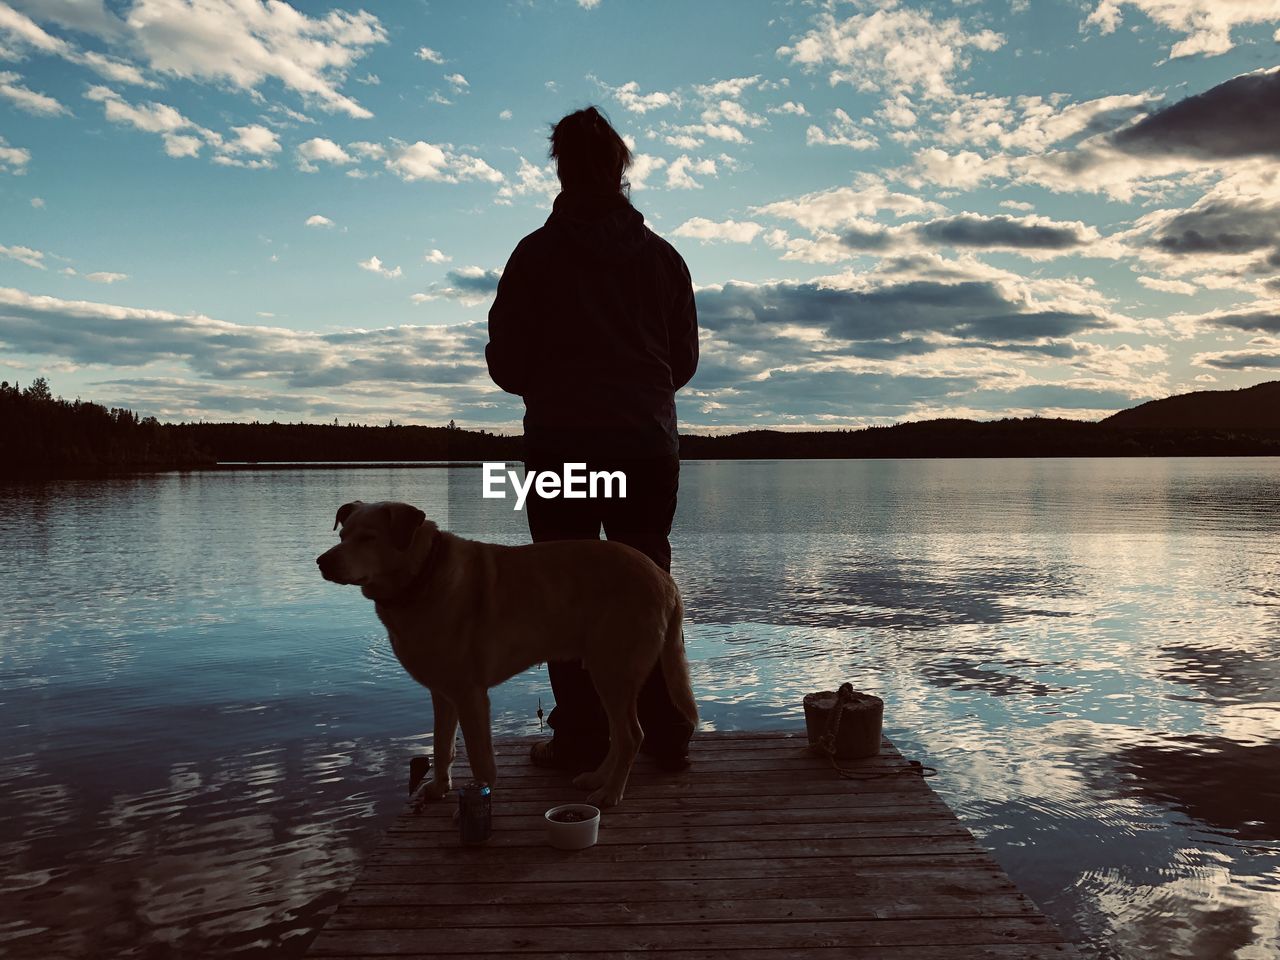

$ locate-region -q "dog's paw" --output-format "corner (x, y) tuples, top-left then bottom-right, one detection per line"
(587, 787), (622, 808)
(572, 771), (604, 790)
(420, 777), (452, 801)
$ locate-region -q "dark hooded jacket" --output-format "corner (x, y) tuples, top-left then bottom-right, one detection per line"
(486, 190), (698, 458)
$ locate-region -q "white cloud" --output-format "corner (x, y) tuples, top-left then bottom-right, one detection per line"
(0, 2), (156, 85)
(30, 196), (43, 208)
(5, 0), (126, 42)
(495, 156), (558, 204)
(85, 84), (205, 138)
(1138, 275), (1197, 295)
(665, 155), (717, 189)
(779, 6), (1005, 100)
(0, 286), (491, 415)
(603, 79), (679, 113)
(444, 72), (468, 90)
(120, 0), (387, 118)
(701, 98), (766, 130)
(358, 255), (402, 279)
(305, 214), (334, 228)
(498, 108), (512, 120)
(806, 108), (879, 150)
(666, 122), (748, 144)
(423, 248), (451, 264)
(412, 265), (502, 306)
(0, 243), (44, 268)
(86, 271), (128, 284)
(627, 153), (666, 190)
(694, 76), (759, 100)
(903, 147), (1011, 189)
(356, 72), (379, 85)
(578, 0), (601, 9)
(83, 85), (277, 164)
(753, 177), (946, 231)
(0, 135), (30, 173)
(663, 133), (702, 150)
(940, 90), (1156, 153)
(768, 100), (807, 116)
(1085, 0), (1280, 58)
(385, 140), (502, 184)
(415, 46), (444, 63)
(1000, 200), (1035, 211)
(348, 140), (384, 160)
(0, 2), (70, 55)
(162, 134), (202, 158)
(672, 218), (764, 244)
(296, 137), (353, 171)
(224, 124), (280, 157)
(0, 70), (69, 115)
(878, 94), (917, 128)
(77, 50), (153, 86)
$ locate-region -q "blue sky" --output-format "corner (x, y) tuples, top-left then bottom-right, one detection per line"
(1, 0), (1279, 431)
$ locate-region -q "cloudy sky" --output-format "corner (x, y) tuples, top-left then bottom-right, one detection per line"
(1, 0), (1279, 430)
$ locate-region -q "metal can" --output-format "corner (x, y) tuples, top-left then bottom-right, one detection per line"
(457, 781), (492, 845)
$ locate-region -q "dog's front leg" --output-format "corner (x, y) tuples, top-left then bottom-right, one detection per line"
(421, 691), (458, 801)
(454, 687), (498, 788)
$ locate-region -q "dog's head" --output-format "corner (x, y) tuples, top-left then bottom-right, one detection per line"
(315, 500), (438, 600)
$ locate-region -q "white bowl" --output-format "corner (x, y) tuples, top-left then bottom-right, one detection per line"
(544, 803), (601, 850)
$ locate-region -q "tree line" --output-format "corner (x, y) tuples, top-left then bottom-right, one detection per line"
(3, 376), (1278, 478)
(0, 378), (210, 476)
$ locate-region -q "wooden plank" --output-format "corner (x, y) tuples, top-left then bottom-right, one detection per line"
(356, 853), (1004, 885)
(304, 947), (1077, 960)
(422, 775), (939, 799)
(326, 891), (1042, 930)
(390, 800), (955, 828)
(384, 818), (973, 847)
(341, 871), (1025, 906)
(307, 916), (1065, 955)
(482, 740), (903, 763)
(396, 790), (951, 815)
(483, 757), (916, 778)
(367, 836), (985, 867)
(304, 948), (1077, 960)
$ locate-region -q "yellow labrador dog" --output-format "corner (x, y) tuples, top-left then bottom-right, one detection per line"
(316, 500), (696, 808)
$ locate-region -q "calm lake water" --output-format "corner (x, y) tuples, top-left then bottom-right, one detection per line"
(2, 459), (1278, 959)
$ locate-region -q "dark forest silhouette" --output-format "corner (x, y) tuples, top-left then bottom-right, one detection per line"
(2, 377), (1278, 478)
(0, 378), (208, 475)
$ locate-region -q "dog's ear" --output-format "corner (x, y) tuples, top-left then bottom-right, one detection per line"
(385, 502), (427, 550)
(333, 500), (363, 531)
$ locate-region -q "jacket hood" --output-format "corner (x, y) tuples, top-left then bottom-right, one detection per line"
(546, 190), (651, 262)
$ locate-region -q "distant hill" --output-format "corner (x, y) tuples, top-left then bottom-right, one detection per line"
(1103, 381), (1280, 431)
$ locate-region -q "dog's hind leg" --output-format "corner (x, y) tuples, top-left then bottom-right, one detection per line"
(454, 688), (498, 788)
(421, 690), (458, 801)
(573, 669), (643, 808)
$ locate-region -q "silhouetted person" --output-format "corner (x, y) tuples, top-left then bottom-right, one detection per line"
(486, 105), (698, 772)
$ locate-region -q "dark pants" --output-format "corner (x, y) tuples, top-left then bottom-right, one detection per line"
(524, 454), (693, 764)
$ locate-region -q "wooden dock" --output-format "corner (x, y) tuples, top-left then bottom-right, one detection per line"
(307, 731), (1079, 958)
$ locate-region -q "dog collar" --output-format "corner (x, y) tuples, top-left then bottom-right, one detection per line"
(373, 531), (441, 609)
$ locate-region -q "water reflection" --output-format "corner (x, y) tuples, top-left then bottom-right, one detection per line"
(1, 459), (1279, 958)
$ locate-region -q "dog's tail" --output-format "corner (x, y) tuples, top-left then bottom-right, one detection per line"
(660, 593), (699, 725)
